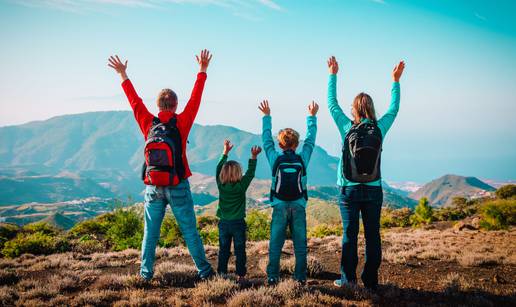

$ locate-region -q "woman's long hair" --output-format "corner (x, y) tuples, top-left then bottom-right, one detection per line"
(352, 93), (377, 124)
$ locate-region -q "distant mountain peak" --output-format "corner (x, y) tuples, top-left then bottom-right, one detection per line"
(410, 174), (495, 207)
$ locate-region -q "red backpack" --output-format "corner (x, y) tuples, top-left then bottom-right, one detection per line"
(141, 117), (184, 186)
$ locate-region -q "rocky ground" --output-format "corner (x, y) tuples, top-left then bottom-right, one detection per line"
(0, 225), (515, 306)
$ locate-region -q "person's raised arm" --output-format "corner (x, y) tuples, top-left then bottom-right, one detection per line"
(241, 146), (261, 190)
(378, 61), (405, 136)
(300, 101), (318, 165)
(108, 55), (153, 135)
(180, 49), (213, 131)
(259, 100), (279, 167)
(216, 139), (232, 186)
(327, 56), (352, 137)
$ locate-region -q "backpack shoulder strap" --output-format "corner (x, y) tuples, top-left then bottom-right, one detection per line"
(152, 117), (161, 125)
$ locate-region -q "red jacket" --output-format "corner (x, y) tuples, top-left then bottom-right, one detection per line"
(121, 72), (207, 180)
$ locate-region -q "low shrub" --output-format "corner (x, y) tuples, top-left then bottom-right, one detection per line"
(106, 208), (143, 251)
(2, 226), (69, 258)
(246, 210), (270, 241)
(380, 208), (413, 228)
(410, 198), (434, 226)
(479, 199), (516, 230)
(495, 184), (516, 200)
(0, 223), (19, 251)
(160, 214), (184, 247)
(308, 224), (342, 238)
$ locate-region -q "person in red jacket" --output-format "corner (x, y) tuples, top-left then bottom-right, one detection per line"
(108, 50), (214, 281)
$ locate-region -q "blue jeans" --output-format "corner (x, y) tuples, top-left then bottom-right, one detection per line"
(266, 201), (307, 281)
(339, 185), (383, 288)
(140, 180), (213, 280)
(217, 219), (247, 277)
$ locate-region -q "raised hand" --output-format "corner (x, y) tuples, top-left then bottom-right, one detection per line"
(327, 56), (339, 75)
(251, 146), (262, 159)
(392, 60), (405, 82)
(108, 55), (128, 81)
(196, 49), (213, 73)
(223, 139), (234, 155)
(308, 101), (319, 116)
(258, 100), (271, 116)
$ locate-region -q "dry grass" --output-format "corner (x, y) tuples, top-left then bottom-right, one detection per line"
(382, 227), (516, 267)
(192, 276), (239, 304)
(72, 290), (120, 306)
(0, 226), (513, 306)
(154, 262), (198, 287)
(440, 272), (473, 293)
(0, 270), (18, 286)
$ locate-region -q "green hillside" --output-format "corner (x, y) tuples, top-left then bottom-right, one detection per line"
(410, 174), (495, 206)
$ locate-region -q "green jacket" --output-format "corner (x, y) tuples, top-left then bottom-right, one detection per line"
(216, 154), (257, 220)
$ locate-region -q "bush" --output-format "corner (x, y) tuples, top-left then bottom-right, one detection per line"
(479, 199), (516, 230)
(246, 210), (270, 241)
(69, 215), (111, 238)
(308, 224), (342, 238)
(381, 208), (413, 228)
(2, 232), (68, 258)
(23, 222), (60, 236)
(434, 197), (479, 222)
(0, 223), (19, 251)
(160, 214), (184, 247)
(410, 198), (434, 226)
(495, 184), (516, 200)
(106, 209), (143, 251)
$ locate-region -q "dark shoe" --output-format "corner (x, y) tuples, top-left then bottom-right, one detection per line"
(200, 269), (216, 281)
(364, 284), (378, 291)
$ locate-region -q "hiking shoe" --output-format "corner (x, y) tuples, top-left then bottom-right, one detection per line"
(333, 279), (343, 287)
(200, 269), (216, 281)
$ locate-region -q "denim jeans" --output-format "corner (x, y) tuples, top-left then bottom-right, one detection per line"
(339, 185), (383, 288)
(217, 219), (247, 277)
(266, 201), (307, 281)
(140, 180), (213, 280)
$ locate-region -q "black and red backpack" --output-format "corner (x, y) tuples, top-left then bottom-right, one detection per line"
(141, 117), (184, 186)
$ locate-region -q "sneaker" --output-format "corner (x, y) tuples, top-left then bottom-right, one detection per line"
(237, 275), (246, 284)
(333, 279), (343, 287)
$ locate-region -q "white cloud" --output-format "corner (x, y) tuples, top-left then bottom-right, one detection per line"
(257, 0), (282, 11)
(474, 12), (487, 21)
(14, 0), (283, 13)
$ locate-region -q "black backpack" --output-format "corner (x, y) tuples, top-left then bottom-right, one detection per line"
(342, 121), (382, 183)
(141, 117), (184, 186)
(270, 150), (308, 201)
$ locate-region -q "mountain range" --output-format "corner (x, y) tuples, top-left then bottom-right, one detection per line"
(0, 111), (499, 227)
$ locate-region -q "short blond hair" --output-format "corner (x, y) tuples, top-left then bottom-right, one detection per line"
(219, 160), (243, 184)
(277, 128), (299, 150)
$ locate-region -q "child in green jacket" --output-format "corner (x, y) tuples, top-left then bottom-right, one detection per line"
(216, 140), (262, 280)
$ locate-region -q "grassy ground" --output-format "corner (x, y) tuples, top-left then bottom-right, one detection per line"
(0, 225), (514, 306)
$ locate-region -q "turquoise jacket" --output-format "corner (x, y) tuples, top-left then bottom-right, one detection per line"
(327, 74), (401, 187)
(262, 115), (317, 207)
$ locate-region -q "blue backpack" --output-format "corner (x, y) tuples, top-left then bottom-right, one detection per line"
(270, 150), (308, 202)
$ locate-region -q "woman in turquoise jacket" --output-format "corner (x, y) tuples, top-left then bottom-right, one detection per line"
(327, 56), (405, 289)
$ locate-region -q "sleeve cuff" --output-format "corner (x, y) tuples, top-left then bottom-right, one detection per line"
(197, 72), (207, 80)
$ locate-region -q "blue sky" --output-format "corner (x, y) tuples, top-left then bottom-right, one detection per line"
(0, 0), (515, 182)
